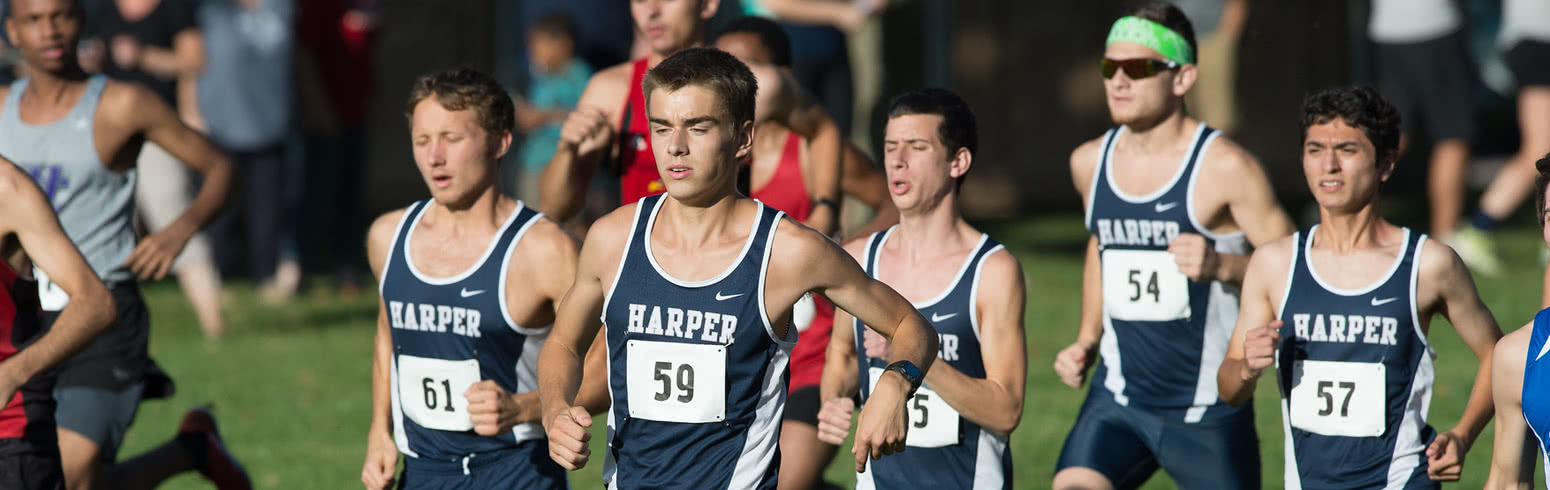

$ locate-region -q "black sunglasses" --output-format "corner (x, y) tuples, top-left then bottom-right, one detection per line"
(1101, 58), (1180, 80)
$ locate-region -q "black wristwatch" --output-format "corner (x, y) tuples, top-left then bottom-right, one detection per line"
(883, 360), (923, 397)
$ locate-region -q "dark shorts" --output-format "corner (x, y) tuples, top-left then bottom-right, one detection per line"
(1375, 30), (1477, 142)
(1056, 386), (1260, 490)
(0, 449), (64, 490)
(52, 383), (143, 462)
(1507, 40), (1550, 88)
(782, 385), (820, 426)
(399, 439), (567, 490)
(41, 283), (152, 391)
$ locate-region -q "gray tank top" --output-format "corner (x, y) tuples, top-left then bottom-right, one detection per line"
(0, 75), (136, 284)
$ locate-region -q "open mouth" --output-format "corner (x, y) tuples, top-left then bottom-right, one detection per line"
(666, 166), (692, 179)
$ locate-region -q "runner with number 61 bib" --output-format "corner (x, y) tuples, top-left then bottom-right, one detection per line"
(1218, 86), (1502, 489)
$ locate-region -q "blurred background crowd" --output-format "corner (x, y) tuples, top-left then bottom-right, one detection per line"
(2, 0), (1540, 339)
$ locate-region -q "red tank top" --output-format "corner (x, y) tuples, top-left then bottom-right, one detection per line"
(617, 59), (664, 206)
(751, 131), (831, 391)
(0, 259), (48, 443)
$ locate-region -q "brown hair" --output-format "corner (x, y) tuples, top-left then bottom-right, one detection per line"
(1536, 153), (1550, 227)
(641, 47), (757, 128)
(404, 68), (515, 142)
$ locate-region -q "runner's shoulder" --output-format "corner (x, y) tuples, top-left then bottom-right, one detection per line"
(1196, 133), (1266, 181)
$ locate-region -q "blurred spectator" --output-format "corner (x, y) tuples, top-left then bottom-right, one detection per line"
(91, 0), (226, 337)
(1171, 0), (1245, 134)
(197, 0), (295, 301)
(1453, 0), (1550, 278)
(743, 0), (888, 137)
(297, 0), (374, 298)
(513, 13), (591, 206)
(1369, 0), (1477, 245)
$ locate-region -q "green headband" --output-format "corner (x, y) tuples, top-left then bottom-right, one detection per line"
(1106, 16), (1195, 65)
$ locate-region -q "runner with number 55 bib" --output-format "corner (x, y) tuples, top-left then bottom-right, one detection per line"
(815, 88), (1027, 489)
(1218, 86), (1502, 489)
(1053, 3), (1296, 489)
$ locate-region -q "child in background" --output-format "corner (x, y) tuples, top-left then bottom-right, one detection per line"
(515, 13), (592, 205)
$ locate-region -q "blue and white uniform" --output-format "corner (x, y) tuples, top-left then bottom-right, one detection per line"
(1523, 308), (1550, 490)
(600, 195), (797, 489)
(380, 200), (565, 489)
(1275, 227), (1436, 490)
(1057, 123), (1261, 490)
(852, 227), (1012, 489)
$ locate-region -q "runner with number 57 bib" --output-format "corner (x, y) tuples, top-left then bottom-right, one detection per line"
(1218, 86), (1502, 489)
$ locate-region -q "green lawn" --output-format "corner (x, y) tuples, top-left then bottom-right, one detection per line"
(120, 215), (1548, 489)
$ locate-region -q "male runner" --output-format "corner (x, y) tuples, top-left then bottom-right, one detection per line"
(538, 0), (847, 229)
(1483, 152), (1550, 489)
(816, 88), (1027, 489)
(0, 158), (115, 489)
(1052, 3), (1297, 489)
(0, 1), (246, 489)
(359, 69), (605, 490)
(537, 48), (939, 488)
(713, 17), (842, 489)
(1219, 85), (1500, 488)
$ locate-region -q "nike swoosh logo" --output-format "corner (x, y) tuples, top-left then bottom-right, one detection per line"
(715, 292), (744, 301)
(460, 288), (486, 298)
(1154, 202), (1179, 213)
(1370, 297), (1398, 307)
(930, 312), (959, 322)
(1537, 337), (1550, 361)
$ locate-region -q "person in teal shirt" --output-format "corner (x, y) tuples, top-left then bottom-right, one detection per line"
(515, 14), (592, 204)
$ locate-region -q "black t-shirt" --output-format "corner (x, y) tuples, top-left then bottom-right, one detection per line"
(96, 0), (198, 106)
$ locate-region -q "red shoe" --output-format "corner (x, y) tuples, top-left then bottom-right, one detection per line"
(179, 406), (253, 490)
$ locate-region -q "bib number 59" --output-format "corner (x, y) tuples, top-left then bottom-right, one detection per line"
(652, 361), (694, 403)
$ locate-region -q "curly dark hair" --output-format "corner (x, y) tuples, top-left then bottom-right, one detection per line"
(1536, 153), (1550, 227)
(404, 68), (515, 142)
(1300, 86), (1402, 167)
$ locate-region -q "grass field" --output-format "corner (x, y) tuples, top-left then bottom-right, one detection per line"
(119, 214), (1548, 489)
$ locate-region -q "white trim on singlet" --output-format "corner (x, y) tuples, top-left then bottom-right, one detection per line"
(971, 432), (1009, 489)
(509, 332), (547, 442)
(1529, 413), (1550, 490)
(873, 232), (990, 309)
(402, 200), (526, 285)
(643, 198), (764, 288)
(1183, 129), (1247, 243)
(1409, 237), (1434, 352)
(729, 348), (790, 488)
(1083, 129), (1117, 228)
(1102, 123), (1207, 204)
(377, 204), (419, 297)
(967, 245), (1007, 343)
(1099, 314), (1128, 405)
(497, 208), (550, 335)
(1276, 232), (1302, 318)
(757, 214), (799, 348)
(1281, 397), (1303, 490)
(1303, 225), (1412, 297)
(601, 203), (647, 319)
(389, 355), (420, 458)
(1385, 341), (1434, 489)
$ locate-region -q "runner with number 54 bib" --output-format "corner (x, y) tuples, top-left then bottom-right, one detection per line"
(1053, 3), (1296, 489)
(1218, 86), (1502, 489)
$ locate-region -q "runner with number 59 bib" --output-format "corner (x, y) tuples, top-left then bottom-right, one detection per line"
(1218, 86), (1502, 489)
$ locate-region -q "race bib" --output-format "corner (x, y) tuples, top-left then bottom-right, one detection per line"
(32, 267), (69, 311)
(869, 367), (960, 448)
(627, 340), (727, 423)
(1101, 249), (1190, 321)
(397, 355), (481, 432)
(1289, 360), (1386, 437)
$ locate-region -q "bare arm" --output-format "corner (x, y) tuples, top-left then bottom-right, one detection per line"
(791, 105), (843, 236)
(119, 83), (233, 280)
(760, 0), (869, 31)
(1425, 243), (1503, 453)
(1216, 241), (1288, 406)
(821, 307), (861, 402)
(134, 29), (204, 80)
(486, 220), (583, 429)
(1484, 325), (1534, 490)
(538, 68), (626, 221)
(1216, 143), (1296, 284)
(919, 251), (1027, 434)
(1054, 141), (1105, 388)
(0, 164), (113, 394)
(362, 210), (404, 489)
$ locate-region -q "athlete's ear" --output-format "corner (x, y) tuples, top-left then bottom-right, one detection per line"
(733, 118), (754, 161)
(948, 147), (972, 180)
(1378, 154), (1397, 183)
(4, 16), (16, 48)
(1172, 64), (1198, 97)
(493, 130), (514, 161)
(700, 0), (720, 20)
